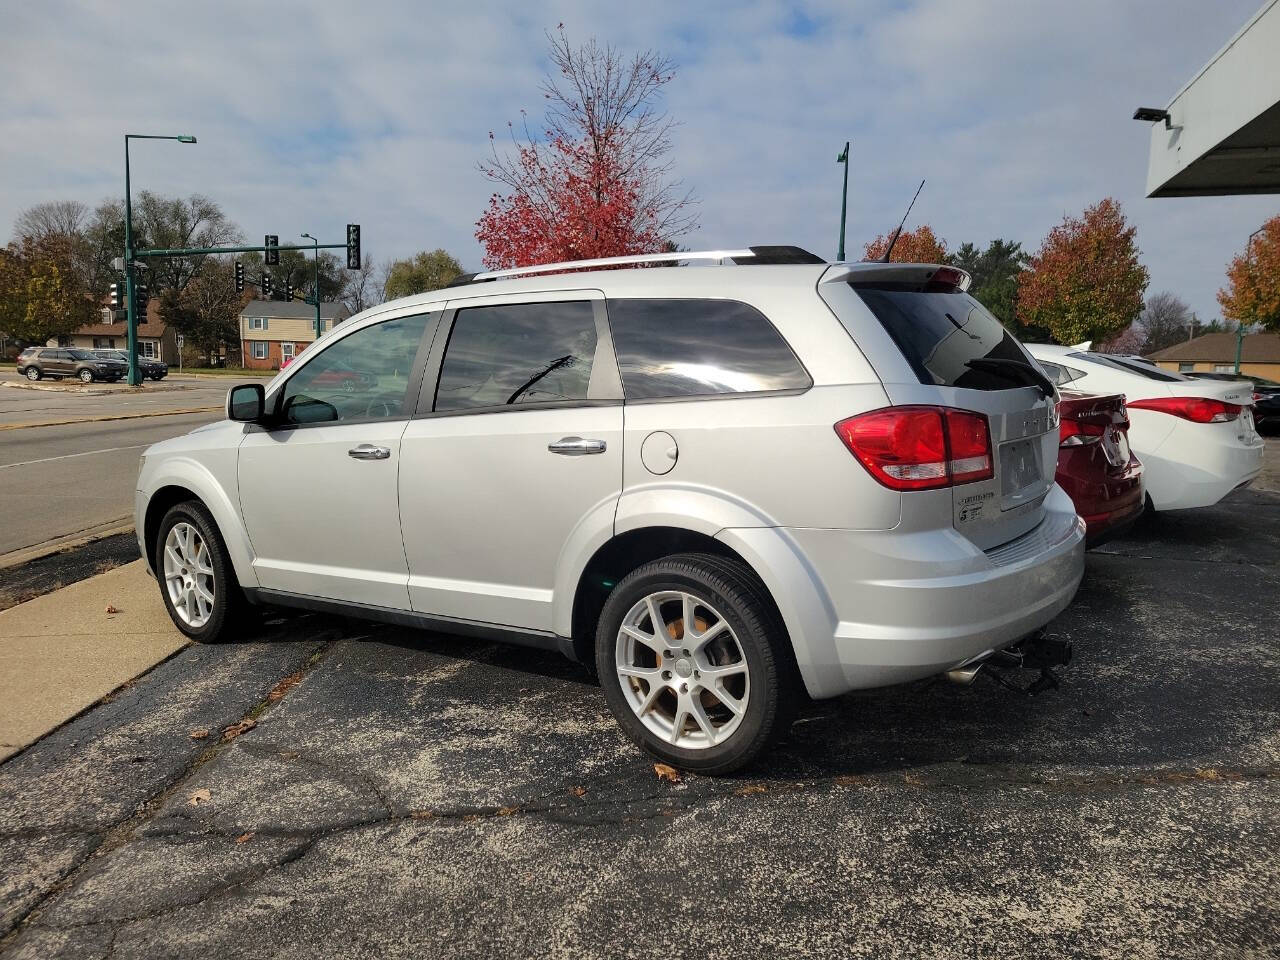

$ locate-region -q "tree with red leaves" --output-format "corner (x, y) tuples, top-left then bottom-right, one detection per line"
(1017, 198), (1148, 345)
(476, 27), (697, 269)
(1219, 214), (1280, 331)
(862, 225), (948, 264)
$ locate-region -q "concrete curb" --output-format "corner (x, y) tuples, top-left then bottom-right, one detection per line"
(3, 380), (193, 396)
(0, 518), (135, 572)
(0, 406), (220, 433)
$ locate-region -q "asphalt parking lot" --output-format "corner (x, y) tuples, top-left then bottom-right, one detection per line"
(2, 486), (1278, 958)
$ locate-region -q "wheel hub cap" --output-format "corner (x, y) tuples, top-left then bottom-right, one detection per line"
(162, 522), (216, 629)
(615, 590), (751, 750)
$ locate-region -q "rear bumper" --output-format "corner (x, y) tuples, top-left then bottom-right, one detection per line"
(1055, 451), (1145, 546)
(781, 484), (1085, 698)
(1141, 422), (1264, 511)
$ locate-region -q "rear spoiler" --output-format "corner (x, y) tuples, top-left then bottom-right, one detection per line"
(819, 262), (971, 292)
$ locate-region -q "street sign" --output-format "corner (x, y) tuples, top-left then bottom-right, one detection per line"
(111, 256), (126, 271)
(177, 334), (184, 349)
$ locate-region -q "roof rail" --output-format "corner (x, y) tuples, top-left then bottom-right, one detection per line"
(471, 249), (756, 282)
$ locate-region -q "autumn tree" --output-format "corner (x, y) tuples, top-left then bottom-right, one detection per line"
(0, 234), (97, 343)
(476, 26), (697, 268)
(862, 225), (947, 264)
(1017, 198), (1148, 345)
(383, 249), (463, 300)
(1219, 214), (1280, 331)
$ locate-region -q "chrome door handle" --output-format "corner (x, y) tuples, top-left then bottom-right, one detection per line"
(348, 444), (391, 461)
(548, 436), (607, 456)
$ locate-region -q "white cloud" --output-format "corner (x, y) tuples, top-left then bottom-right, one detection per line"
(1, 0), (1274, 321)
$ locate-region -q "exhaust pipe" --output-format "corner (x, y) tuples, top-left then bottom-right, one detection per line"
(944, 632), (1072, 691)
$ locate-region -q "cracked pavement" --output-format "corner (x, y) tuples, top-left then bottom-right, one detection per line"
(1, 490), (1277, 959)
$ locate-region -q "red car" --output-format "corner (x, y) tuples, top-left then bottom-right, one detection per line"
(1055, 392), (1144, 546)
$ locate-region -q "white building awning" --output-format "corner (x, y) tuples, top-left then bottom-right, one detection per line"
(1143, 0), (1280, 197)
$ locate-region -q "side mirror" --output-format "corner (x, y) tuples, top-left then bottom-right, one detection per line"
(227, 383), (266, 422)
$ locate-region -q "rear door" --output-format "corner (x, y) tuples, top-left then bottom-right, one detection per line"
(398, 291), (623, 632)
(832, 274), (1058, 550)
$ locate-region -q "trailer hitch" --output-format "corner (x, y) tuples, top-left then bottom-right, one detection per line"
(945, 631), (1072, 696)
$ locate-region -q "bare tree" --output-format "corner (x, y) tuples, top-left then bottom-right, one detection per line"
(1138, 291), (1192, 354)
(11, 200), (88, 242)
(342, 251), (382, 314)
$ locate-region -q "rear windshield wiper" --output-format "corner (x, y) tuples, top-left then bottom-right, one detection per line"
(964, 358), (1054, 399)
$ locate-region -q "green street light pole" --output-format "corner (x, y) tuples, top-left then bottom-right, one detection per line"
(1237, 226), (1266, 374)
(124, 134), (196, 386)
(301, 232), (321, 338)
(836, 141), (850, 261)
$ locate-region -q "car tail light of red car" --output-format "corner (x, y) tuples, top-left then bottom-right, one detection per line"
(834, 406), (993, 491)
(1126, 396), (1242, 423)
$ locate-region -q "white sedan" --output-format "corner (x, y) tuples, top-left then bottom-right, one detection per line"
(1027, 344), (1264, 511)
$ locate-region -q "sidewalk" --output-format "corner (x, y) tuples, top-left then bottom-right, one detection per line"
(0, 560), (186, 762)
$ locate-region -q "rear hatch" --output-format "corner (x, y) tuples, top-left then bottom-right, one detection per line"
(822, 264), (1059, 551)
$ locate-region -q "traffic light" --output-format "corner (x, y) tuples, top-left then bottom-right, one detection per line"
(262, 274), (273, 299)
(109, 282), (120, 310)
(265, 235), (279, 266)
(346, 224), (361, 270)
(284, 279), (294, 301)
(234, 260), (244, 293)
(136, 283), (150, 310)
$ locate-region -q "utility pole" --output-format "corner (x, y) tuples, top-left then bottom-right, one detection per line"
(301, 233), (321, 338)
(1238, 226), (1266, 374)
(123, 134), (196, 386)
(836, 141), (850, 261)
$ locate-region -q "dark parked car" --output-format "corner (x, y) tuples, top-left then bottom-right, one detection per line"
(16, 347), (126, 383)
(94, 349), (168, 380)
(1056, 391), (1144, 546)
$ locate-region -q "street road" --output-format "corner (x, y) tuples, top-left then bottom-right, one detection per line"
(0, 413), (220, 557)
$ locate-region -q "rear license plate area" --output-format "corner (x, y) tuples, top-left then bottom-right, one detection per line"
(1000, 438), (1043, 500)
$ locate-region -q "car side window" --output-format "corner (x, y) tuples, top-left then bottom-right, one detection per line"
(277, 313), (430, 426)
(433, 301), (596, 413)
(606, 298), (811, 400)
(1036, 360), (1085, 386)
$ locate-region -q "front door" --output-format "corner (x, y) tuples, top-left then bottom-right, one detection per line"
(236, 310), (436, 608)
(399, 293), (623, 633)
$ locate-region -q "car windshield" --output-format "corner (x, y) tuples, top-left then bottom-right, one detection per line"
(1071, 352), (1187, 382)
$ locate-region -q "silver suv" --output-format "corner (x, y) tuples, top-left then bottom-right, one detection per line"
(136, 247), (1084, 773)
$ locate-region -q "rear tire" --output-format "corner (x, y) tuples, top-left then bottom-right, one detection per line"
(596, 552), (796, 775)
(25, 367), (41, 381)
(155, 500), (246, 643)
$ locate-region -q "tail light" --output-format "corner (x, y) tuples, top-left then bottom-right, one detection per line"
(1059, 419), (1104, 447)
(834, 406), (993, 491)
(1127, 396), (1242, 423)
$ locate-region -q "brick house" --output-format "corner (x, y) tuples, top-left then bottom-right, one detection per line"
(50, 299), (179, 364)
(1148, 332), (1280, 381)
(240, 300), (350, 370)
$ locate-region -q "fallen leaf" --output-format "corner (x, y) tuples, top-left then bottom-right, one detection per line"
(653, 763), (682, 783)
(570, 785), (587, 797)
(734, 784), (768, 796)
(1195, 768), (1221, 781)
(235, 832), (255, 844)
(105, 605), (119, 614)
(266, 671), (304, 703)
(187, 788), (211, 807)
(188, 729), (209, 740)
(221, 719), (257, 743)
(496, 806), (519, 816)
(410, 810), (435, 820)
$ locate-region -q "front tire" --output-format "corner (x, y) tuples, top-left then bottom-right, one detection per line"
(78, 368), (94, 383)
(155, 501), (245, 642)
(596, 553), (796, 775)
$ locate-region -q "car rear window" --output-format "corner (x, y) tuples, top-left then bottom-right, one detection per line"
(606, 298), (811, 400)
(1069, 352), (1187, 382)
(851, 283), (1032, 390)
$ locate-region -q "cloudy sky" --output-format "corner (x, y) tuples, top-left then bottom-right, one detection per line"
(3, 0), (1274, 322)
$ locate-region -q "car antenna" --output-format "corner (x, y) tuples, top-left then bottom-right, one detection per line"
(879, 179), (925, 262)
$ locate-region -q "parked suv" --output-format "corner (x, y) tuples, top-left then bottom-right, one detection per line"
(136, 249), (1085, 773)
(17, 347), (126, 383)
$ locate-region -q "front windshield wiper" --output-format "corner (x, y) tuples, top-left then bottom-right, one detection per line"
(964, 358), (1054, 399)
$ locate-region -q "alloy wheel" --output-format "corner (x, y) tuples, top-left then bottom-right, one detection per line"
(79, 369), (93, 383)
(163, 522), (216, 628)
(26, 367), (40, 381)
(614, 591), (750, 749)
